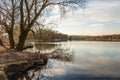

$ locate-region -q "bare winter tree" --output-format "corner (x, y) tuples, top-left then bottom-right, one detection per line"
(0, 0), (86, 51)
(0, 0), (19, 48)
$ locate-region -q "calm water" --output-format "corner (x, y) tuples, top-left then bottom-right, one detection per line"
(10, 41), (120, 80)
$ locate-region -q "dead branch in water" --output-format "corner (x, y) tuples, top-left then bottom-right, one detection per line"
(22, 46), (33, 50)
(39, 48), (74, 62)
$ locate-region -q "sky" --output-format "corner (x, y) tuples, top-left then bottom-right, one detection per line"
(54, 0), (120, 36)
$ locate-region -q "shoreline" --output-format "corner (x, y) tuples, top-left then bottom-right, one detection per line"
(0, 51), (48, 80)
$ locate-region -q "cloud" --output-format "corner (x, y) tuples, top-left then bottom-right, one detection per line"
(86, 0), (120, 22)
(56, 0), (120, 35)
(89, 24), (104, 29)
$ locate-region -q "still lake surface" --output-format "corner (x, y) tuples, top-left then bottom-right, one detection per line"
(11, 41), (120, 80)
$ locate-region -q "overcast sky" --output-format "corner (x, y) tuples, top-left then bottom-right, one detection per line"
(55, 0), (120, 35)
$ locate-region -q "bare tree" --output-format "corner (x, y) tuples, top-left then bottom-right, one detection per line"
(0, 0), (86, 51)
(0, 0), (19, 48)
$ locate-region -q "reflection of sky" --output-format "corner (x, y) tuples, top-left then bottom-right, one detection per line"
(43, 41), (120, 79)
(24, 41), (120, 80)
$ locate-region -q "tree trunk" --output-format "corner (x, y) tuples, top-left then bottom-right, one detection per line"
(8, 31), (15, 49)
(16, 31), (28, 51)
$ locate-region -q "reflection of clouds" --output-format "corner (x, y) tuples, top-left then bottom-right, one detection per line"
(42, 59), (85, 77)
(36, 60), (68, 77)
(58, 41), (120, 77)
(74, 52), (120, 77)
(27, 41), (120, 79)
(47, 42), (120, 77)
(43, 68), (67, 77)
(68, 41), (120, 56)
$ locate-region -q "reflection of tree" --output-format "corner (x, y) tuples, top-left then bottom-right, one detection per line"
(35, 43), (60, 50)
(24, 72), (32, 80)
(7, 68), (43, 80)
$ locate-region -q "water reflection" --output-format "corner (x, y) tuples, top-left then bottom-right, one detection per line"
(7, 41), (120, 80)
(7, 66), (45, 80)
(35, 43), (60, 50)
(25, 42), (61, 53)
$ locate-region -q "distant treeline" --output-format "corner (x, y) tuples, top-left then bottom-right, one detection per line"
(69, 35), (120, 41)
(27, 29), (120, 42)
(27, 29), (68, 42)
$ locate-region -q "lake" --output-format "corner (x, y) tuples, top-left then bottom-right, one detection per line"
(10, 41), (120, 80)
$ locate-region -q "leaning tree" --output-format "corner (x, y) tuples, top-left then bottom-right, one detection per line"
(0, 0), (86, 51)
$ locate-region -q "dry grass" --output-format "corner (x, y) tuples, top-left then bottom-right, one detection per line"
(0, 44), (46, 64)
(0, 45), (10, 52)
(0, 46), (73, 64)
(0, 46), (6, 52)
(0, 51), (45, 64)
